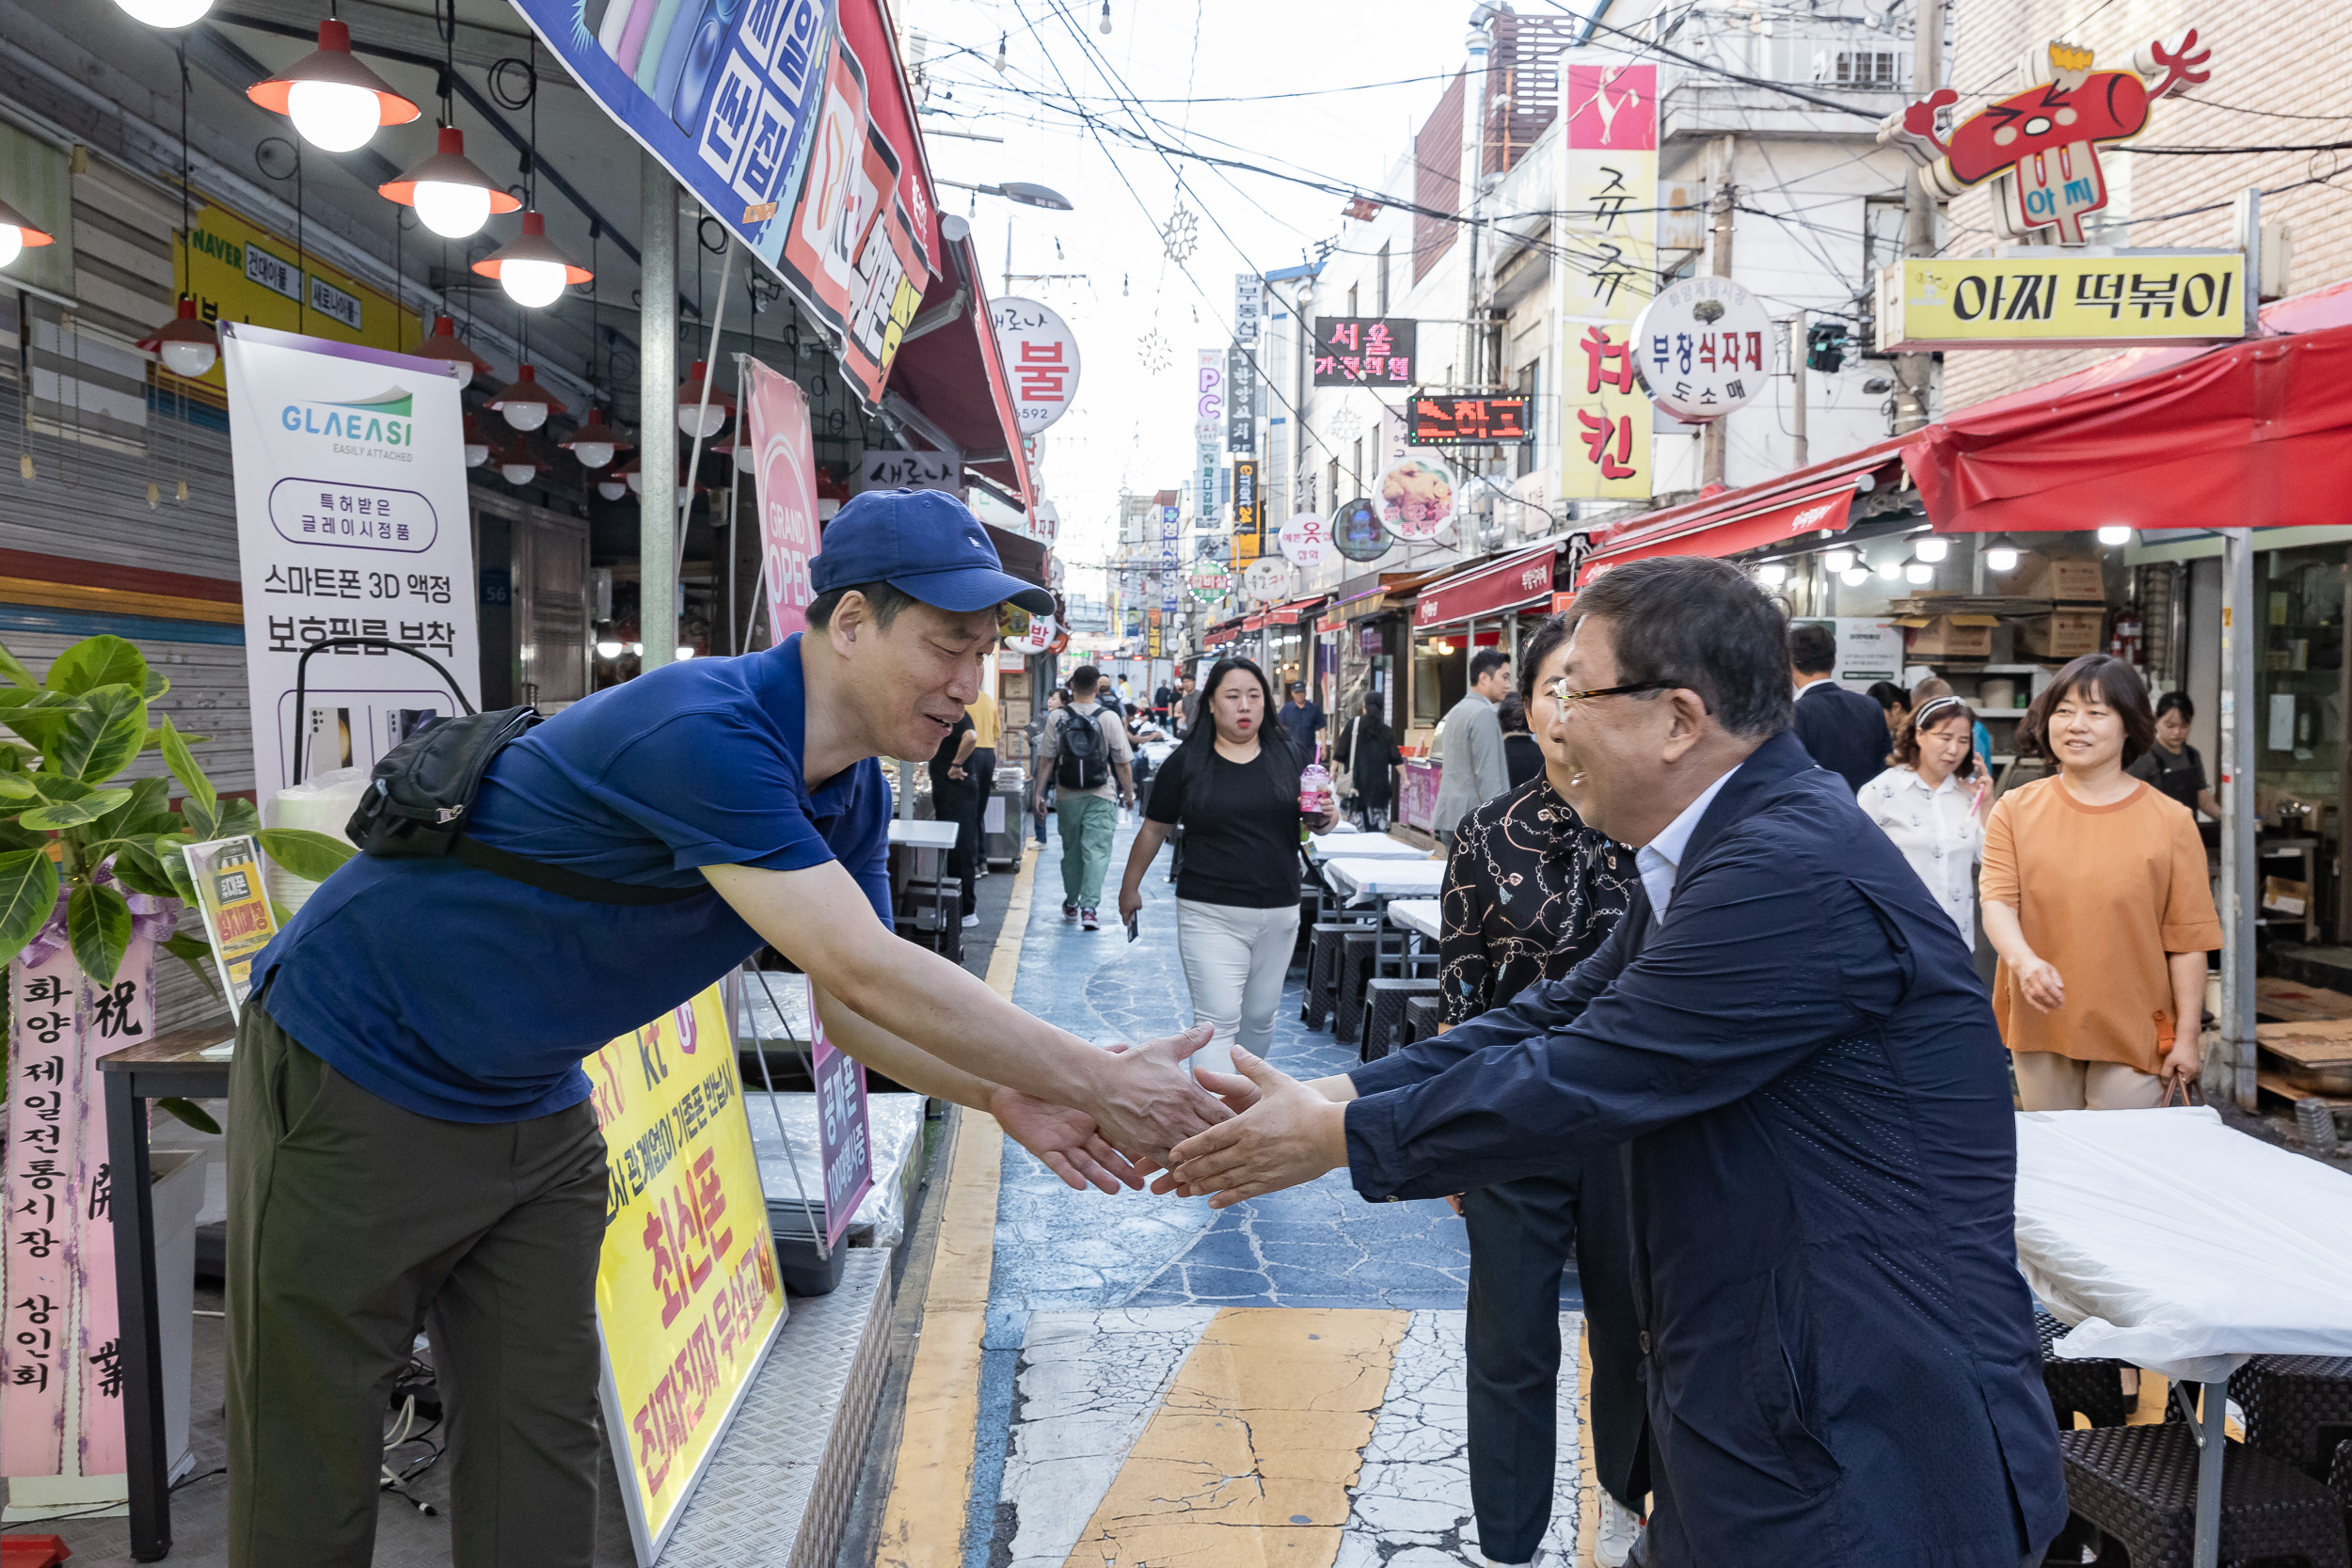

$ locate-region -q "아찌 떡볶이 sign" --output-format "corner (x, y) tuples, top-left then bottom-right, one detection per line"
(1876, 253), (2248, 351)
(993, 297), (1079, 435)
(1630, 277), (1772, 423)
(590, 984), (785, 1564)
(1883, 34), (2212, 245)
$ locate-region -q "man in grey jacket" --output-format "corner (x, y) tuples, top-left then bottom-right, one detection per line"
(1431, 648), (1513, 844)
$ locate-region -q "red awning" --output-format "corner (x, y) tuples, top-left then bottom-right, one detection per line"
(884, 224), (1033, 510)
(1410, 543), (1563, 629)
(1576, 441), (1909, 586)
(1265, 596), (1327, 626)
(1905, 321), (2352, 534)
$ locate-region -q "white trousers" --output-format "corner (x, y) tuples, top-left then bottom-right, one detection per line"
(1174, 898), (1301, 1078)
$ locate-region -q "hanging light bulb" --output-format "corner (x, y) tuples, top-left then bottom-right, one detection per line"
(596, 639), (625, 658)
(246, 20), (420, 153)
(675, 645), (696, 661)
(675, 360), (736, 437)
(2097, 523), (2134, 546)
(1098, 0), (1112, 32)
(1913, 535), (1949, 562)
(113, 0), (215, 24)
(596, 476), (628, 502)
(1820, 546), (1854, 573)
(470, 211), (591, 309)
(620, 459), (643, 496)
(1985, 534), (2021, 573)
(993, 32), (1008, 72)
(561, 407), (625, 469)
(411, 314), (492, 388)
(1876, 559), (1902, 581)
(1905, 561), (1934, 584)
(0, 197), (58, 271)
(728, 431), (757, 473)
(490, 364), (564, 432)
(1756, 562), (1788, 586)
(1839, 565), (1869, 587)
(379, 126), (519, 240)
(461, 414), (491, 467)
(137, 295), (219, 379)
(497, 441), (540, 485)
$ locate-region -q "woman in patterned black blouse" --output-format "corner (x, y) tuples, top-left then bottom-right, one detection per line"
(1438, 613), (1650, 1568)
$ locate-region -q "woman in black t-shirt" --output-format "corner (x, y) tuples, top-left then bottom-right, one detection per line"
(1118, 657), (1336, 1078)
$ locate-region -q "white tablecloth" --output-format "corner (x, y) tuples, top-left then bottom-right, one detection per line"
(1308, 832), (1433, 863)
(2014, 1106), (2352, 1382)
(1324, 858), (1445, 904)
(1386, 899), (1442, 941)
(887, 818), (961, 849)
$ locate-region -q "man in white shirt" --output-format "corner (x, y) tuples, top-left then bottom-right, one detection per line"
(1431, 649), (1514, 844)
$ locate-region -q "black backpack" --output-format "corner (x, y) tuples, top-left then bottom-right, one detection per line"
(345, 707), (699, 905)
(1055, 705), (1110, 792)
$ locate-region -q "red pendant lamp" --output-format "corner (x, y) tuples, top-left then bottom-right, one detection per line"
(246, 19), (420, 153)
(490, 364), (564, 432)
(412, 314), (493, 388)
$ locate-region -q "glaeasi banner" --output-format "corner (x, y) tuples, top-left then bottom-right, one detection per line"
(507, 0), (834, 279)
(591, 984), (785, 1565)
(218, 324), (481, 805)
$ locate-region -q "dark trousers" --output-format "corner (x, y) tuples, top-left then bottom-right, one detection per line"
(970, 746), (997, 867)
(227, 1002), (610, 1567)
(1462, 1156), (1650, 1563)
(931, 769), (978, 915)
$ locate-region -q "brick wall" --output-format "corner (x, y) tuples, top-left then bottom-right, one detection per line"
(1939, 0), (2352, 411)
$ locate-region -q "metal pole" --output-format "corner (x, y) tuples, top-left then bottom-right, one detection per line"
(2192, 1379), (2224, 1568)
(674, 237), (739, 586)
(1789, 313), (1809, 470)
(1895, 0), (1944, 433)
(2219, 527), (2257, 1109)
(640, 152), (678, 672)
(1702, 135), (1736, 486)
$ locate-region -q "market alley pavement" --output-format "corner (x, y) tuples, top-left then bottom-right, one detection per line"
(954, 813), (1595, 1568)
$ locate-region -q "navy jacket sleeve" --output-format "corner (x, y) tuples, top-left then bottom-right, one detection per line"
(1344, 821), (1904, 1199)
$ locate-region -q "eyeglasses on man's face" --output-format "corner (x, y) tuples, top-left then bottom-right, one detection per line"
(1537, 676), (1679, 706)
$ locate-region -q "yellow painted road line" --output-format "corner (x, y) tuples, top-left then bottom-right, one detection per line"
(1576, 1320), (1597, 1567)
(1063, 1307), (1407, 1568)
(875, 844), (1034, 1568)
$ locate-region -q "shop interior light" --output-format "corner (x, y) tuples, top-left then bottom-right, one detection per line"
(675, 646), (696, 661)
(113, 0), (215, 24)
(595, 639), (625, 658)
(623, 461), (644, 496)
(412, 314), (492, 388)
(727, 432), (757, 473)
(0, 197), (58, 271)
(1913, 535), (1949, 562)
(1756, 562), (1788, 586)
(628, 641), (644, 656)
(136, 295), (218, 379)
(1876, 559), (1902, 581)
(246, 20), (420, 153)
(379, 126), (519, 240)
(470, 211), (591, 309)
(1840, 565), (1870, 588)
(1821, 546), (1854, 573)
(675, 360), (736, 436)
(1984, 535), (2021, 572)
(561, 407), (625, 469)
(461, 415), (491, 467)
(1905, 561), (1934, 584)
(490, 364), (564, 432)
(2097, 524), (2134, 546)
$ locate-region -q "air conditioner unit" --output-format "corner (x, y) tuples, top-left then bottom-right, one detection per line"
(1813, 49), (1902, 88)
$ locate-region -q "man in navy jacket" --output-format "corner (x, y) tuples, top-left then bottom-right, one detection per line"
(1168, 558), (2065, 1568)
(1788, 621), (1892, 792)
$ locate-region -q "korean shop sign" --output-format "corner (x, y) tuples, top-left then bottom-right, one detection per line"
(1559, 53), (1656, 501)
(1225, 341), (1259, 453)
(1408, 395), (1533, 446)
(1630, 276), (1772, 422)
(176, 195), (420, 394)
(1875, 253), (2247, 351)
(993, 297), (1079, 435)
(1311, 317), (1417, 388)
(1884, 33), (2212, 245)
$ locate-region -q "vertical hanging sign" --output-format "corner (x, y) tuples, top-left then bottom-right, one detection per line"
(803, 978), (873, 1246)
(1559, 55), (1658, 500)
(742, 357), (819, 643)
(218, 324), (482, 809)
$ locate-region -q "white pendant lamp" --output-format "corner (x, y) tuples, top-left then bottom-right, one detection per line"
(461, 414), (491, 467)
(379, 127), (520, 240)
(246, 19), (420, 153)
(490, 364), (564, 432)
(137, 295), (218, 379)
(497, 441), (540, 485)
(113, 0), (215, 25)
(412, 314), (492, 388)
(471, 212), (591, 309)
(561, 408), (625, 470)
(675, 359), (735, 437)
(0, 197), (58, 271)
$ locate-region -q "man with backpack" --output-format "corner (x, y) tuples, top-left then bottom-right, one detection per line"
(1033, 664), (1135, 930)
(226, 490), (1216, 1567)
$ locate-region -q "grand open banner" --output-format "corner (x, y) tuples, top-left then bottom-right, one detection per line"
(218, 324), (483, 807)
(588, 985), (785, 1563)
(743, 356), (820, 643)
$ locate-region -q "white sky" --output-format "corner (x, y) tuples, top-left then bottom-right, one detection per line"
(900, 0), (1492, 596)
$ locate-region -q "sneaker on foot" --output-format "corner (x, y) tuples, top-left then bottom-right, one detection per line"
(1596, 1495), (1645, 1568)
(1080, 907), (1100, 930)
(961, 912), (979, 928)
(1062, 902), (1079, 922)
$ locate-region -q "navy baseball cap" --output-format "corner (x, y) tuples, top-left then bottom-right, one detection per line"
(812, 488), (1054, 615)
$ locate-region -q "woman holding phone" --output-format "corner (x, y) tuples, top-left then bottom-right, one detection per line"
(1118, 657), (1337, 1076)
(1857, 693), (1990, 941)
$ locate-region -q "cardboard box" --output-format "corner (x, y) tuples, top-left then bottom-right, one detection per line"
(2010, 551), (2106, 604)
(1895, 612), (1998, 659)
(2013, 609), (2105, 659)
(2263, 876), (2312, 917)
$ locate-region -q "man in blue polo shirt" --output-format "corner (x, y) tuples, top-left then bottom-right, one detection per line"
(227, 489), (1222, 1568)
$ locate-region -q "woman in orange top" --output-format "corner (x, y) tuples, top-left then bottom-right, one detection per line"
(1981, 654), (2220, 1110)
